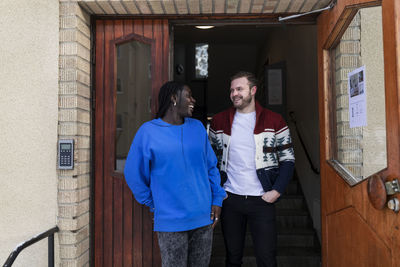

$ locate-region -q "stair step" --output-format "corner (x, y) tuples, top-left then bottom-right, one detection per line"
(213, 228), (316, 248)
(212, 209), (312, 230)
(276, 209), (313, 228)
(277, 247), (321, 267)
(210, 247), (321, 267)
(276, 195), (305, 209)
(285, 180), (300, 195)
(278, 230), (316, 247)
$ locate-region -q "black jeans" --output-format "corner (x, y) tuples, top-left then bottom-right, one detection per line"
(221, 192), (277, 267)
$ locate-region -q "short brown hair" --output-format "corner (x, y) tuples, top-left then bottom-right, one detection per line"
(230, 71), (258, 89)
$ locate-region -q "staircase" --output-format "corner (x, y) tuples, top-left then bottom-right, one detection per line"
(209, 175), (321, 267)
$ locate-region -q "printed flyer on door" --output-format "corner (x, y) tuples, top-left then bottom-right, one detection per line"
(348, 66), (367, 128)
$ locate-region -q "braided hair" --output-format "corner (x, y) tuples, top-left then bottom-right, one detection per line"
(156, 81), (186, 118)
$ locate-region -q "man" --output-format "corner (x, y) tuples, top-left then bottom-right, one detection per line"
(209, 71), (295, 267)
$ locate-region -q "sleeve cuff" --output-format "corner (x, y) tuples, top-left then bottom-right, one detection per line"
(144, 200), (155, 211)
(212, 193), (226, 207)
(272, 186), (285, 195)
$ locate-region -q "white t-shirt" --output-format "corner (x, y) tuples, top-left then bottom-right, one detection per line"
(224, 111), (264, 196)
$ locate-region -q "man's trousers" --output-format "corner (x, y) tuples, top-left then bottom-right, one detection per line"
(221, 192), (277, 267)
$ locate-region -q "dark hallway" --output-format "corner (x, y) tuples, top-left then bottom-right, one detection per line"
(172, 22), (321, 266)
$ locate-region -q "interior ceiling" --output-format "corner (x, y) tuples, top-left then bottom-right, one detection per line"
(79, 0), (332, 16)
(174, 25), (275, 44)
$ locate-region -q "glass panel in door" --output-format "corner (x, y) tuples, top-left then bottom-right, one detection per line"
(329, 6), (387, 185)
(115, 40), (152, 172)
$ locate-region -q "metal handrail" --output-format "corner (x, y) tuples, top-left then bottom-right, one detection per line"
(289, 111), (320, 175)
(3, 226), (59, 267)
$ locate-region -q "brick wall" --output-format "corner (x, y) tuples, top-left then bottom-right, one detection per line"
(58, 1), (91, 266)
(334, 12), (363, 179)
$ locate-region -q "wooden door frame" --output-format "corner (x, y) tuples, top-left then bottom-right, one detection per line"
(317, 0), (400, 265)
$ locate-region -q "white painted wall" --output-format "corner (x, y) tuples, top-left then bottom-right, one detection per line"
(0, 1), (59, 266)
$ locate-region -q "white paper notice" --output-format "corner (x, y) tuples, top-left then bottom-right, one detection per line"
(348, 66), (367, 128)
(268, 69), (282, 105)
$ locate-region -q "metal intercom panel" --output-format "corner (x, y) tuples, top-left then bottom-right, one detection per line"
(58, 139), (74, 169)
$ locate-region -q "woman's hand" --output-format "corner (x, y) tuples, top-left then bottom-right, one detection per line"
(210, 205), (222, 229)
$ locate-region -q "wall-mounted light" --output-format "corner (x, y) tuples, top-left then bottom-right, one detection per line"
(195, 25), (215, 30)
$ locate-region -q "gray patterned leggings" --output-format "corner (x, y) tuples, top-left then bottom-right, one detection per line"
(157, 224), (213, 267)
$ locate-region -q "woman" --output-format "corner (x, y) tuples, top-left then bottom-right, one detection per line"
(124, 81), (226, 267)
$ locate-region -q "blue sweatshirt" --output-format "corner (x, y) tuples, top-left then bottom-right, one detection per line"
(124, 117), (226, 232)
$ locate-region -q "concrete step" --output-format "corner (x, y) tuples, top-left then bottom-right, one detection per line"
(212, 209), (312, 231)
(210, 246), (321, 267)
(213, 228), (316, 248)
(276, 209), (313, 229)
(276, 195), (306, 210)
(285, 180), (300, 195)
(278, 228), (316, 247)
(277, 247), (321, 267)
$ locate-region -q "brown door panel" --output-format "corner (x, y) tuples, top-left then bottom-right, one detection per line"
(318, 0), (400, 266)
(94, 19), (168, 267)
(326, 207), (391, 266)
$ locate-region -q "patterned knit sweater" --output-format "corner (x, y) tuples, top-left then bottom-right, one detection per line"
(209, 102), (295, 194)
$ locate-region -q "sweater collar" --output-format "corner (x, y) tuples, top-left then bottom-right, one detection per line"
(229, 101), (263, 127)
(153, 117), (188, 127)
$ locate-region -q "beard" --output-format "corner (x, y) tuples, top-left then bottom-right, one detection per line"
(232, 91), (252, 110)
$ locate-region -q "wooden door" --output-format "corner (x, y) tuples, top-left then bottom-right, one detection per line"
(318, 0), (400, 266)
(94, 19), (169, 266)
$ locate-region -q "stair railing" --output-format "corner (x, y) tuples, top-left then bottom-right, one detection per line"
(289, 111), (320, 175)
(3, 226), (59, 267)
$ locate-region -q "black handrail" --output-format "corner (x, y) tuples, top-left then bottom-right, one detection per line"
(3, 226), (59, 267)
(289, 111), (320, 175)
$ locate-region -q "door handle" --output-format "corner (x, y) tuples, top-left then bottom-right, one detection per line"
(367, 174), (400, 213)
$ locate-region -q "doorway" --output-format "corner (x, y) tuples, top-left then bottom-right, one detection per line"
(172, 22), (321, 265)
(92, 17), (321, 267)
